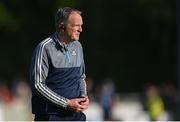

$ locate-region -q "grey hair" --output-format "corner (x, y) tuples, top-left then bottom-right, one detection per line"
(55, 7), (81, 31)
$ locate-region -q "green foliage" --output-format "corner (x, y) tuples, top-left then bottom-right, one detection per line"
(0, 1), (19, 32)
(0, 2), (13, 26)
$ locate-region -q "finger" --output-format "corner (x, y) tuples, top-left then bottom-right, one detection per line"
(80, 100), (86, 105)
(78, 104), (87, 109)
(77, 104), (88, 112)
(83, 96), (88, 101)
(80, 104), (89, 111)
(77, 98), (86, 102)
(81, 99), (89, 106)
(76, 107), (86, 112)
(84, 98), (89, 102)
(80, 106), (88, 111)
(76, 109), (83, 112)
(76, 107), (87, 112)
(81, 97), (89, 103)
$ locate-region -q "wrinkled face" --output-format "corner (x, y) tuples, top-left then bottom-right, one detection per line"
(65, 12), (83, 41)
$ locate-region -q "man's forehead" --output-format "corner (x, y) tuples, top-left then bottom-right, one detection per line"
(69, 12), (82, 20)
(67, 12), (83, 25)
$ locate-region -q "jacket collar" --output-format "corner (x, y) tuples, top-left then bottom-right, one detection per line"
(52, 32), (68, 53)
(53, 32), (65, 48)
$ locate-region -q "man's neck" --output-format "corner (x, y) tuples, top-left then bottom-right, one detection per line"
(58, 33), (71, 46)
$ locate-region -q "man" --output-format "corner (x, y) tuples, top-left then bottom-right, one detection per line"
(30, 7), (89, 121)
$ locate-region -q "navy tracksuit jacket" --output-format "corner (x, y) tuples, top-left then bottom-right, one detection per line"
(30, 32), (87, 115)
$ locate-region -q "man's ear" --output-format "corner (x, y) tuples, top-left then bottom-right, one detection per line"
(59, 23), (65, 31)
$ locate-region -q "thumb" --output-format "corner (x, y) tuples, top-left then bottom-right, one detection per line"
(77, 98), (86, 102)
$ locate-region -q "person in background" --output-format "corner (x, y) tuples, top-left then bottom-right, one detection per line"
(143, 84), (165, 121)
(100, 78), (115, 121)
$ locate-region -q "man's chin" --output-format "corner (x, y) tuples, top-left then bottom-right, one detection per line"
(71, 39), (78, 42)
(73, 38), (79, 41)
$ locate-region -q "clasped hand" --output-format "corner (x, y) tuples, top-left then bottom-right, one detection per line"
(67, 96), (89, 112)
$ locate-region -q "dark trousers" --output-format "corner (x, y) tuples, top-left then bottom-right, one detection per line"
(34, 112), (86, 121)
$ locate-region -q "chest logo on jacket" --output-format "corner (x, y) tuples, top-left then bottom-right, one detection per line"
(72, 50), (76, 56)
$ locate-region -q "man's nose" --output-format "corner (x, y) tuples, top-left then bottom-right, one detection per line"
(78, 26), (82, 32)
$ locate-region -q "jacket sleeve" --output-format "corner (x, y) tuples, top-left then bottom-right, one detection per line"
(79, 44), (87, 97)
(30, 41), (69, 109)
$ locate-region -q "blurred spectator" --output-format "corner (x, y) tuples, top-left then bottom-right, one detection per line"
(160, 83), (178, 120)
(142, 84), (165, 121)
(84, 76), (103, 121)
(85, 76), (96, 105)
(99, 78), (116, 121)
(0, 82), (14, 120)
(85, 76), (94, 97)
(3, 79), (32, 121)
(0, 83), (14, 104)
(11, 79), (31, 103)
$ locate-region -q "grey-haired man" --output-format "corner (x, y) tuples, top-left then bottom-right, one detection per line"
(30, 7), (89, 121)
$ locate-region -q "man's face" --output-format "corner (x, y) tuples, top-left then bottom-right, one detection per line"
(65, 12), (83, 41)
